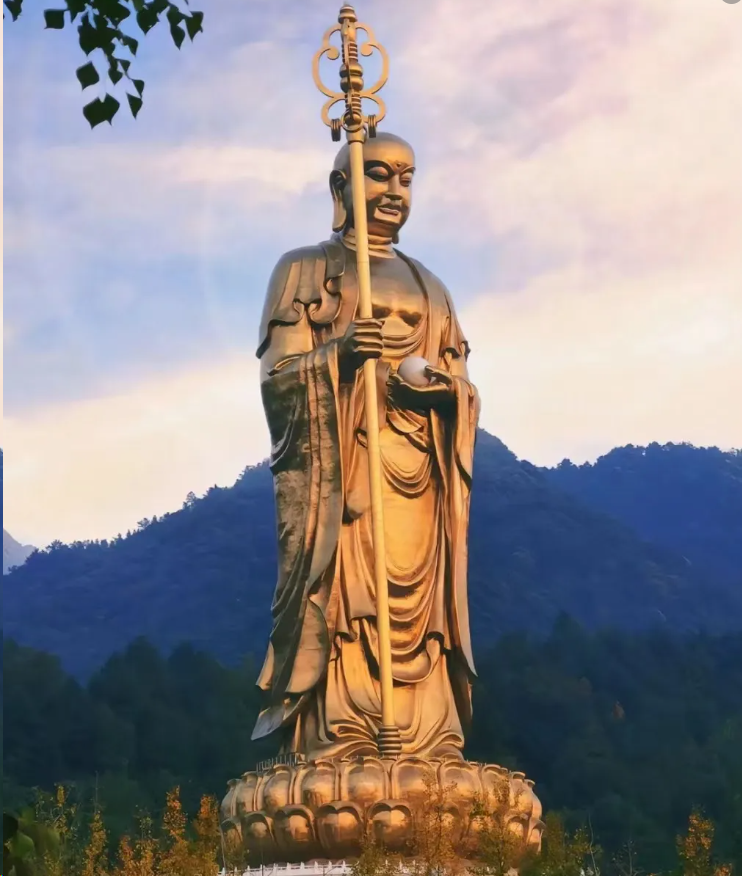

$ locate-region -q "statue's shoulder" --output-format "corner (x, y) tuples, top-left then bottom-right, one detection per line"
(258, 241), (345, 358)
(267, 240), (345, 294)
(267, 244), (325, 290)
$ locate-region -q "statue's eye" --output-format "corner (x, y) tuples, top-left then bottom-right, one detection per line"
(400, 174), (413, 187)
(367, 168), (389, 181)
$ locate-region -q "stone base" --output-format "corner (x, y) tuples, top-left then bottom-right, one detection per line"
(220, 756), (544, 865)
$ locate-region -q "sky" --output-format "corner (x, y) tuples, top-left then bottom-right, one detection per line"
(3, 0), (742, 548)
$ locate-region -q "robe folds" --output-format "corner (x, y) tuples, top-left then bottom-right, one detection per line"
(252, 236), (480, 760)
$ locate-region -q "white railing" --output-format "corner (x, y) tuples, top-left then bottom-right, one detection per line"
(220, 863), (353, 876)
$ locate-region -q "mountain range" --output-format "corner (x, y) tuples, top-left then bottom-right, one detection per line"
(3, 528), (34, 575)
(2, 451), (35, 574)
(3, 434), (740, 678)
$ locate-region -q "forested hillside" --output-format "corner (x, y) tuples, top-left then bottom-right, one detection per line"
(3, 435), (741, 677)
(3, 625), (741, 871)
(544, 442), (742, 585)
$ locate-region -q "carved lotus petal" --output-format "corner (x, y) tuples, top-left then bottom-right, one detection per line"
(508, 814), (532, 841)
(390, 756), (436, 807)
(220, 779), (238, 827)
(235, 772), (259, 816)
(438, 758), (481, 810)
(297, 760), (338, 810)
(222, 756), (542, 863)
(528, 819), (546, 850)
(242, 812), (276, 864)
(260, 766), (292, 815)
(317, 801), (364, 858)
(369, 800), (413, 852)
(274, 806), (318, 862)
(342, 756), (387, 808)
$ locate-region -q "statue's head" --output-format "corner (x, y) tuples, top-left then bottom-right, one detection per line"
(330, 132), (415, 243)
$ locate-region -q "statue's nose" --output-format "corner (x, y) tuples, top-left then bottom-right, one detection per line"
(388, 177), (402, 197)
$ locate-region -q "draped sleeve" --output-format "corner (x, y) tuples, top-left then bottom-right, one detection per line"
(252, 247), (346, 740)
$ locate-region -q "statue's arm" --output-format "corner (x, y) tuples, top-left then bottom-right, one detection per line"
(257, 249), (318, 372)
(258, 248), (381, 385)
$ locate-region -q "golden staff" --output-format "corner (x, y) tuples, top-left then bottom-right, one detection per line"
(312, 5), (401, 758)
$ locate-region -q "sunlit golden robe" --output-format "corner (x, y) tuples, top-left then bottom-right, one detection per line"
(252, 236), (479, 760)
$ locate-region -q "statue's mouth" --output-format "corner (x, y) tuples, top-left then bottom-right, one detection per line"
(378, 204), (402, 216)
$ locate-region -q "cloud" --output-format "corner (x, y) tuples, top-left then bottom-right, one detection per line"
(466, 262), (742, 466)
(3, 356), (268, 546)
(402, 0), (742, 464)
(3, 0), (742, 543)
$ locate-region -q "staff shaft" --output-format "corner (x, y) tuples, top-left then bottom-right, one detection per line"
(347, 132), (396, 735)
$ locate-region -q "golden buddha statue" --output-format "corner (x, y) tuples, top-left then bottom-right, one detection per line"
(221, 15), (543, 864)
(252, 132), (480, 763)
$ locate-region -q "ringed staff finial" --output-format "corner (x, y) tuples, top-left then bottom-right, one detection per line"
(312, 6), (401, 758)
(312, 4), (389, 141)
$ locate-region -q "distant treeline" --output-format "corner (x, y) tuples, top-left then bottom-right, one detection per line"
(3, 620), (742, 871)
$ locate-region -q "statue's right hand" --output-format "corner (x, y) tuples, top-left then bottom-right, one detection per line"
(338, 319), (384, 373)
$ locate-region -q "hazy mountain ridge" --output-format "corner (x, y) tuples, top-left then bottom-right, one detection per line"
(1, 450), (36, 573)
(542, 442), (742, 584)
(3, 529), (35, 574)
(3, 433), (740, 678)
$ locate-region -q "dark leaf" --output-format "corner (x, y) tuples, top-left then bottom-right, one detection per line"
(114, 56), (131, 73)
(67, 0), (86, 19)
(43, 7), (65, 28)
(121, 33), (139, 54)
(82, 93), (120, 128)
(77, 13), (98, 54)
(185, 10), (203, 40)
(127, 92), (143, 118)
(75, 61), (100, 89)
(92, 9), (117, 55)
(108, 61), (123, 85)
(109, 2), (131, 23)
(166, 4), (184, 25)
(132, 78), (145, 96)
(4, 0), (23, 21)
(169, 22), (185, 49)
(136, 6), (157, 33)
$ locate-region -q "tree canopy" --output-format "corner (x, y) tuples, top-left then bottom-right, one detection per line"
(3, 0), (204, 126)
(4, 624), (741, 872)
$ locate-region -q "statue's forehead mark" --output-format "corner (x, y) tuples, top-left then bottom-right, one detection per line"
(364, 159), (416, 173)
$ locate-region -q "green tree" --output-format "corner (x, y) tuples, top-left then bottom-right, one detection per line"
(3, 0), (204, 127)
(521, 813), (598, 876)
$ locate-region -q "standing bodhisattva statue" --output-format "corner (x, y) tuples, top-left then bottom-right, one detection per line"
(252, 130), (480, 762)
(222, 9), (544, 864)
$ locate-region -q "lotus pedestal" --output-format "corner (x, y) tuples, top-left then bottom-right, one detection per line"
(220, 756), (544, 865)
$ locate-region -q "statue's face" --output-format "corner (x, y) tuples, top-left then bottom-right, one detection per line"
(333, 134), (416, 239)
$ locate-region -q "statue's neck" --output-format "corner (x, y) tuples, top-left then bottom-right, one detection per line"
(341, 228), (396, 259)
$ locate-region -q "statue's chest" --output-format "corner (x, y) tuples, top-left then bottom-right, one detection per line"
(365, 257), (427, 340)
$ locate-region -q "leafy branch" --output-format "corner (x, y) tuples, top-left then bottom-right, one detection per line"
(3, 0), (204, 127)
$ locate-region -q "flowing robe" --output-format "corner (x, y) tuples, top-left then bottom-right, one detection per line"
(252, 236), (480, 760)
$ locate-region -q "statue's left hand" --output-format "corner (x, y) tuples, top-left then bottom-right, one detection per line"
(388, 366), (455, 412)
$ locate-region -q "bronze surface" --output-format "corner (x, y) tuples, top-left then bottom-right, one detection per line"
(222, 5), (544, 863)
(221, 757), (544, 865)
(252, 128), (479, 760)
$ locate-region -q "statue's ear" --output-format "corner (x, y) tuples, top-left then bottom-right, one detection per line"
(330, 169), (348, 233)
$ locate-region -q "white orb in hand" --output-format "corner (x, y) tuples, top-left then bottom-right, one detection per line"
(398, 356), (432, 387)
